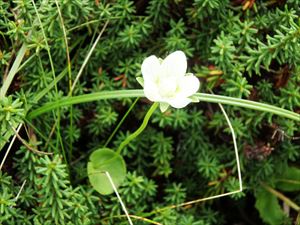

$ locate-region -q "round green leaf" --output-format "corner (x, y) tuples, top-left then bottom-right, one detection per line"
(275, 167), (300, 192)
(87, 148), (126, 195)
(255, 188), (285, 225)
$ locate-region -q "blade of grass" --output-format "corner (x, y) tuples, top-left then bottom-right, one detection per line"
(0, 44), (27, 98)
(67, 16), (124, 32)
(31, 0), (67, 167)
(104, 97), (140, 147)
(54, 0), (74, 159)
(151, 190), (243, 216)
(0, 38), (83, 153)
(216, 93), (243, 192)
(0, 124), (22, 171)
(33, 68), (67, 102)
(194, 93), (296, 119)
(28, 90), (300, 121)
(16, 54), (35, 73)
(0, 0), (59, 98)
(70, 20), (109, 94)
(54, 0), (72, 91)
(105, 171), (133, 225)
(102, 191), (242, 223)
(31, 0), (57, 93)
(13, 180), (27, 204)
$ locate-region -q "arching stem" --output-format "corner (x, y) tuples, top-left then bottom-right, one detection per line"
(116, 102), (159, 155)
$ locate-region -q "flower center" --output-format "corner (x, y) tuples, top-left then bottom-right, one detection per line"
(157, 77), (178, 98)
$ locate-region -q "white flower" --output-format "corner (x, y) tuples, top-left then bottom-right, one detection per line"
(138, 51), (200, 112)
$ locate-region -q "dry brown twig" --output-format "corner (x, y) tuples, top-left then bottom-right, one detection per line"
(9, 122), (53, 155)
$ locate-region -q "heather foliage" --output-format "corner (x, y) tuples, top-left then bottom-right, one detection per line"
(0, 1), (299, 224)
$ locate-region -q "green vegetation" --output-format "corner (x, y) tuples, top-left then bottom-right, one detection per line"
(1, 0), (299, 224)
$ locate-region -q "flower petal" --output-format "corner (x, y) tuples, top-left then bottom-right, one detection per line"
(161, 51), (187, 78)
(166, 97), (191, 108)
(176, 74), (200, 98)
(141, 55), (161, 82)
(144, 80), (161, 102)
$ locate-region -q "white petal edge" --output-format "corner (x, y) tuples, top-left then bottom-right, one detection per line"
(141, 55), (161, 82)
(161, 51), (187, 78)
(176, 75), (200, 98)
(166, 97), (192, 108)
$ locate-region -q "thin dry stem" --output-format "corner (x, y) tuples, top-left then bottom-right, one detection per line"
(0, 124), (22, 171)
(9, 122), (52, 155)
(70, 20), (109, 93)
(105, 171), (133, 225)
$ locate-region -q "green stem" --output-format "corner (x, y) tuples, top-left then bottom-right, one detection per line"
(262, 183), (300, 211)
(116, 102), (159, 155)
